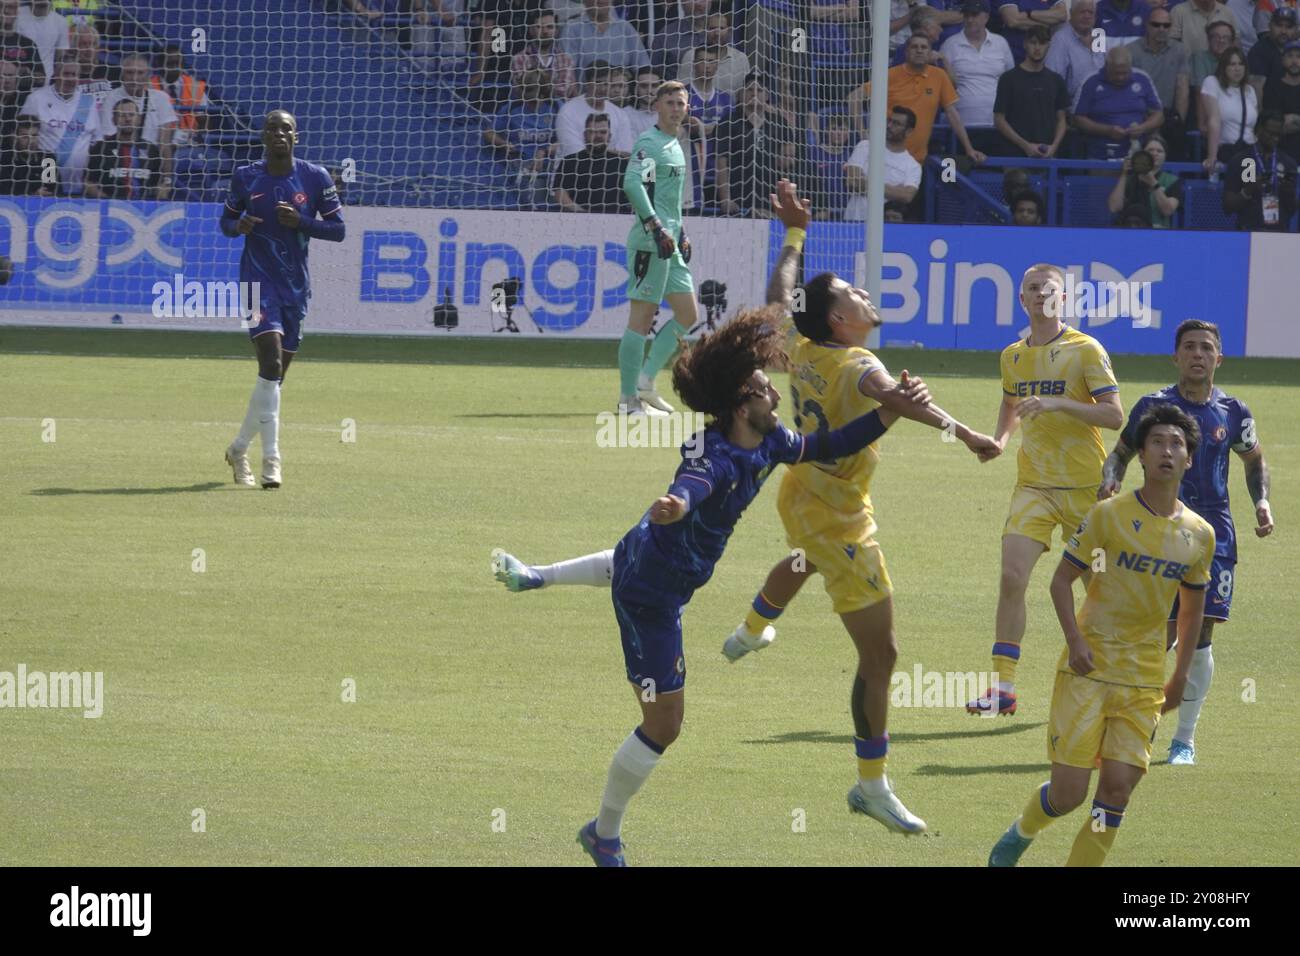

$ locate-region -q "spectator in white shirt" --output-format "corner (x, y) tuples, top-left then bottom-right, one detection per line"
(19, 55), (102, 194)
(1201, 45), (1259, 166)
(556, 59), (633, 156)
(943, 0), (1015, 148)
(843, 105), (924, 219)
(15, 0), (68, 81)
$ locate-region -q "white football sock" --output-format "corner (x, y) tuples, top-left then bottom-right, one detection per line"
(595, 730), (663, 839)
(535, 550), (614, 588)
(1175, 645), (1215, 745)
(258, 378), (281, 460)
(232, 377), (270, 453)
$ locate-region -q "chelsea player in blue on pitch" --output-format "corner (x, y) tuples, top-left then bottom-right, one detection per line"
(491, 309), (932, 866)
(1098, 320), (1275, 767)
(221, 110), (345, 489)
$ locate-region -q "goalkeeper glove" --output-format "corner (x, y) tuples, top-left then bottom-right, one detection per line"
(678, 228), (691, 264)
(642, 215), (676, 259)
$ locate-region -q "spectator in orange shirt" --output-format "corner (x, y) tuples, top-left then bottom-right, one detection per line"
(847, 32), (988, 164)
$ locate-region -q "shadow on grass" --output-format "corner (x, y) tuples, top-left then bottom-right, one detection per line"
(914, 762), (1053, 777)
(742, 722), (1045, 746)
(31, 481), (227, 496)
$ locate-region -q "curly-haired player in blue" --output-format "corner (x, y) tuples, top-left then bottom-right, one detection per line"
(491, 283), (931, 866)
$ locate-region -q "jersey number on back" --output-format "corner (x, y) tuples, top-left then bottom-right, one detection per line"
(790, 383), (830, 434)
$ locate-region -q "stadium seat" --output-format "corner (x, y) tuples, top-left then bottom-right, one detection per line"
(1181, 180), (1239, 231)
(1061, 176), (1119, 227)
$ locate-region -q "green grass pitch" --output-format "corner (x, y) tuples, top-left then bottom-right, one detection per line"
(2, 327), (1297, 866)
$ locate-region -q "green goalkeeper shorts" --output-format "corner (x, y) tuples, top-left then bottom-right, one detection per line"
(626, 240), (695, 304)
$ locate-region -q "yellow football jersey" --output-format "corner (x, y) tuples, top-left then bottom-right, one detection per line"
(783, 324), (884, 518)
(1000, 326), (1118, 489)
(1061, 491), (1215, 689)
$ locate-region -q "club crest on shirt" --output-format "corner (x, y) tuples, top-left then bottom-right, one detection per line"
(293, 191), (307, 205)
(1131, 82), (1142, 94)
(1213, 425), (1228, 442)
(1050, 347), (1061, 362)
(1180, 529), (1194, 548)
(1132, 519), (1142, 532)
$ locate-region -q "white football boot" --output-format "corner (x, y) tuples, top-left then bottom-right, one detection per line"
(637, 376), (675, 413)
(847, 780), (928, 835)
(261, 456), (282, 489)
(722, 624), (776, 662)
(224, 444), (255, 487)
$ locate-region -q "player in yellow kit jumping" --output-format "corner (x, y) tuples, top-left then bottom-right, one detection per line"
(988, 402), (1215, 866)
(723, 180), (1000, 834)
(968, 264), (1124, 716)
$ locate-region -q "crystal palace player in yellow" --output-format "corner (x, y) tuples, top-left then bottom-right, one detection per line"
(967, 264), (1123, 716)
(989, 403), (1215, 866)
(722, 180), (1000, 834)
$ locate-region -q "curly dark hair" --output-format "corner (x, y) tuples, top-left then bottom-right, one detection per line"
(671, 307), (785, 432)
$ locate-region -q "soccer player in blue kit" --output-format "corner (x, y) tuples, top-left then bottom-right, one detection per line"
(1099, 320), (1275, 766)
(221, 110), (345, 489)
(491, 306), (931, 866)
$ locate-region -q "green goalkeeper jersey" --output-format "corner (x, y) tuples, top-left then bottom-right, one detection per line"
(623, 125), (686, 248)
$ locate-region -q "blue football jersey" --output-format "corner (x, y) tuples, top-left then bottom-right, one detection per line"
(222, 158), (342, 311)
(616, 425), (807, 600)
(1121, 385), (1257, 560)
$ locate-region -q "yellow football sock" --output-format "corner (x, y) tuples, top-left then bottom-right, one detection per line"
(854, 734), (888, 782)
(992, 641), (1021, 688)
(744, 590), (784, 636)
(1019, 781), (1068, 837)
(1066, 800), (1124, 866)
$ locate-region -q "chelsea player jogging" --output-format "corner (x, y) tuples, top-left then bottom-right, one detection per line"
(1099, 320), (1275, 766)
(490, 309), (930, 867)
(618, 80), (698, 418)
(720, 180), (1000, 836)
(989, 403), (1215, 867)
(221, 110), (345, 489)
(968, 264), (1123, 717)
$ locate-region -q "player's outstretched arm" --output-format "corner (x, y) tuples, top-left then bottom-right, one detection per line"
(649, 494), (688, 524)
(1164, 584), (1207, 712)
(1050, 557), (1094, 676)
(859, 368), (999, 459)
(1099, 436), (1136, 499)
(1238, 445), (1274, 537)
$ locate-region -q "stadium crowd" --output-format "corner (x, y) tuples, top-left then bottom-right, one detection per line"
(454, 0), (1300, 229)
(4, 0), (1300, 229)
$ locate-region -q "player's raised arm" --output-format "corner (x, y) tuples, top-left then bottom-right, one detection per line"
(1100, 399), (1146, 499)
(766, 178), (810, 311)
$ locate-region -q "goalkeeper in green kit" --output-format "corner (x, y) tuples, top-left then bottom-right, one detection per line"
(619, 80), (699, 417)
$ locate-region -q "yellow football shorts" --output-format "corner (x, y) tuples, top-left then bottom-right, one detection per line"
(1004, 485), (1099, 548)
(776, 471), (892, 615)
(1047, 671), (1164, 772)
